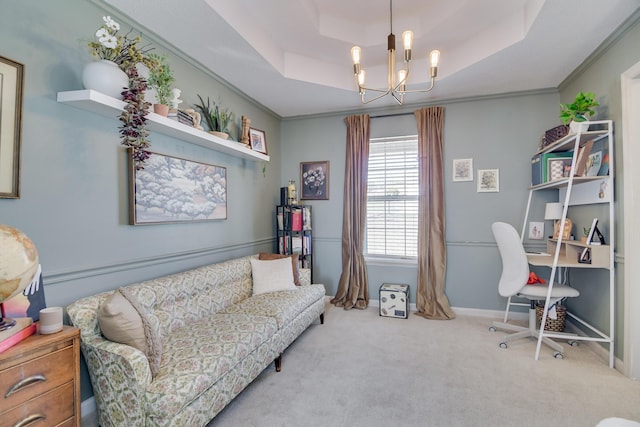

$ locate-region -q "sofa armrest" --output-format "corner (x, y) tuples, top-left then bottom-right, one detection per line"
(68, 295), (151, 427)
(81, 335), (152, 427)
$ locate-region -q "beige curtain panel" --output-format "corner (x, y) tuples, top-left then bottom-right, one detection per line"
(331, 114), (370, 310)
(414, 107), (455, 320)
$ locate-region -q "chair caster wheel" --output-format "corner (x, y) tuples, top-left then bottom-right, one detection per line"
(554, 352), (564, 359)
(489, 326), (497, 332)
(499, 342), (508, 349)
(568, 340), (579, 347)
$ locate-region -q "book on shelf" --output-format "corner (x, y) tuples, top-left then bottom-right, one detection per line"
(291, 208), (302, 231)
(303, 235), (312, 255)
(573, 140), (594, 177)
(0, 317), (36, 353)
(303, 207), (312, 230)
(277, 213), (284, 230)
(291, 236), (303, 254)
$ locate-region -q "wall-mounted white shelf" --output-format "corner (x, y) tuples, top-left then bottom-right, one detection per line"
(56, 90), (269, 162)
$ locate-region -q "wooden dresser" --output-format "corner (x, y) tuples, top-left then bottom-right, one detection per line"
(0, 326), (81, 427)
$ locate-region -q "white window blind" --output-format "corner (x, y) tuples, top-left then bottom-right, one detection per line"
(366, 135), (419, 258)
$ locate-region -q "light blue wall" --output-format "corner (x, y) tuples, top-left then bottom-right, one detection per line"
(558, 12), (640, 357)
(3, 0), (638, 404)
(0, 0), (281, 400)
(282, 91), (561, 309)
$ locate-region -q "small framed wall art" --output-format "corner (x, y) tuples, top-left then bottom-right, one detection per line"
(0, 56), (24, 198)
(477, 169), (499, 192)
(300, 161), (330, 200)
(452, 158), (473, 182)
(249, 128), (268, 154)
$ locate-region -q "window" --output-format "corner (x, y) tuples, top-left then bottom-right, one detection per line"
(366, 135), (418, 259)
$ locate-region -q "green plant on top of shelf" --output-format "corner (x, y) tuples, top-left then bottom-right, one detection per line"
(147, 54), (175, 106)
(195, 95), (234, 135)
(560, 91), (599, 125)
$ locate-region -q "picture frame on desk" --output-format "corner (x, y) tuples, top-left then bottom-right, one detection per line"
(578, 247), (592, 264)
(528, 221), (544, 240)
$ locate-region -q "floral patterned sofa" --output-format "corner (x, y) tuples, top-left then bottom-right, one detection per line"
(67, 254), (325, 427)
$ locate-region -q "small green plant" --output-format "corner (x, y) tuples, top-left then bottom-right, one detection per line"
(147, 54), (175, 106)
(194, 95), (233, 134)
(583, 227), (590, 237)
(560, 91), (599, 124)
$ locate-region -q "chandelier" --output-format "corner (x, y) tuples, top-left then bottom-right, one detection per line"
(350, 0), (440, 105)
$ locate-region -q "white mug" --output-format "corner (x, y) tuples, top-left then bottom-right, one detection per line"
(39, 307), (63, 334)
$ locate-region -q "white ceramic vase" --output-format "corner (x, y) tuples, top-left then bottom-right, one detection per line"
(569, 120), (590, 134)
(82, 60), (129, 99)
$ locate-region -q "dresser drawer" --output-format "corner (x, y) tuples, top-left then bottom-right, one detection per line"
(0, 346), (74, 412)
(2, 381), (75, 427)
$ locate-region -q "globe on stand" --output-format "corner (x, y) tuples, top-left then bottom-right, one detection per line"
(0, 225), (39, 331)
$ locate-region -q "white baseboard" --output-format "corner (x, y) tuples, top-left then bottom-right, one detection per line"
(565, 320), (623, 370)
(81, 396), (97, 422)
(326, 295), (528, 321)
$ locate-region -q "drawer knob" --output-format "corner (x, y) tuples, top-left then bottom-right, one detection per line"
(5, 375), (46, 398)
(13, 414), (46, 427)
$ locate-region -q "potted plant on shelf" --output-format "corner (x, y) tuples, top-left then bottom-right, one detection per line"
(147, 53), (175, 117)
(86, 16), (159, 169)
(560, 91), (599, 134)
(194, 95), (234, 140)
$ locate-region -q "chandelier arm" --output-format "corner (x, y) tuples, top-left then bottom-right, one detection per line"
(361, 89), (393, 105)
(396, 77), (436, 94)
(358, 86), (391, 94)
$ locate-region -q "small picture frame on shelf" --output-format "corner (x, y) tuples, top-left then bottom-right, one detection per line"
(578, 247), (592, 264)
(547, 158), (572, 181)
(249, 128), (268, 154)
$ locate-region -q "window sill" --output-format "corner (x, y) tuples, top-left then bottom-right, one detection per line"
(364, 257), (417, 268)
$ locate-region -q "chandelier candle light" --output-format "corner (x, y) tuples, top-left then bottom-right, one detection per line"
(350, 0), (440, 105)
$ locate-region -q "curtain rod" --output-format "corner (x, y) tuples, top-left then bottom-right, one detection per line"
(370, 111), (414, 119)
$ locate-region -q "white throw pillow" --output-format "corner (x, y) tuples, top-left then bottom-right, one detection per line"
(250, 257), (296, 295)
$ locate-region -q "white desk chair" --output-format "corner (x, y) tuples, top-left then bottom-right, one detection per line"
(489, 222), (579, 358)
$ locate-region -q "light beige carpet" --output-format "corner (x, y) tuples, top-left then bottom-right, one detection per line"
(208, 303), (640, 427)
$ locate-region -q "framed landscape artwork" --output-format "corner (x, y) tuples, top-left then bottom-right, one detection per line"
(129, 150), (227, 224)
(300, 161), (329, 200)
(0, 56), (24, 198)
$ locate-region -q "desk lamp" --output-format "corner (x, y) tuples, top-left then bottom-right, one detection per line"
(545, 202), (572, 240)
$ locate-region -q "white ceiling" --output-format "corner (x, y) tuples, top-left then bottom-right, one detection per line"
(103, 0), (639, 118)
